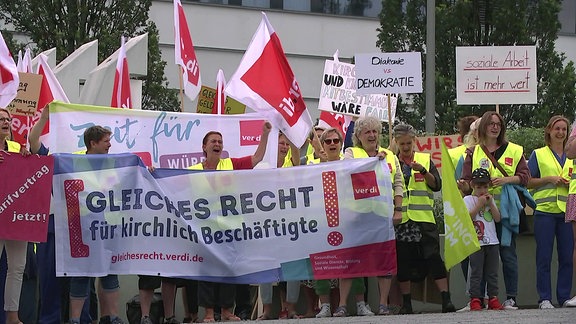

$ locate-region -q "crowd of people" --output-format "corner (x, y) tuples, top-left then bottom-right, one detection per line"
(3, 106), (576, 323)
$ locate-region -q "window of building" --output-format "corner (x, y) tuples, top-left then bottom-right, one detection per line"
(559, 0), (576, 35)
(185, 0), (381, 18)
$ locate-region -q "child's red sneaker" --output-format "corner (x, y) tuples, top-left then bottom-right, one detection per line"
(470, 298), (483, 311)
(488, 297), (504, 310)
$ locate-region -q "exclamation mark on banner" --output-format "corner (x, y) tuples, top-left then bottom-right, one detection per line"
(322, 171), (343, 246)
(64, 179), (90, 258)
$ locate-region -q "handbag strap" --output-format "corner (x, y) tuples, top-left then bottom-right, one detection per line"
(479, 144), (509, 177)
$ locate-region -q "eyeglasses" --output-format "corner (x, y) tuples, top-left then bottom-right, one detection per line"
(0, 117), (12, 123)
(489, 122), (502, 128)
(324, 138), (341, 145)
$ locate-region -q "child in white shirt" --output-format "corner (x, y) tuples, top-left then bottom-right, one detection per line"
(463, 168), (504, 311)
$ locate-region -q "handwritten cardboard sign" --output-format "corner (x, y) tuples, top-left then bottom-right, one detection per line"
(6, 72), (43, 117)
(415, 134), (462, 172)
(318, 59), (397, 122)
(456, 46), (537, 104)
(354, 52), (423, 95)
(196, 85), (246, 114)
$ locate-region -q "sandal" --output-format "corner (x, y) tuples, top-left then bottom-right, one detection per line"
(202, 318), (215, 323)
(278, 310), (289, 320)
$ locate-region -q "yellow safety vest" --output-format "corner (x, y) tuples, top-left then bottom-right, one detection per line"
(448, 144), (467, 170)
(349, 146), (397, 181)
(401, 152), (434, 224)
(471, 143), (523, 209)
(6, 140), (21, 153)
(188, 158), (234, 170)
(530, 146), (572, 213)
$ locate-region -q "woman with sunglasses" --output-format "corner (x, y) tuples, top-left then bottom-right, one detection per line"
(303, 127), (344, 318)
(0, 108), (29, 324)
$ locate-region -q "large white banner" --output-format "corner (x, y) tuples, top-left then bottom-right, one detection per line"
(52, 154), (397, 283)
(456, 46), (537, 104)
(318, 59), (397, 122)
(355, 52), (423, 95)
(47, 101), (278, 168)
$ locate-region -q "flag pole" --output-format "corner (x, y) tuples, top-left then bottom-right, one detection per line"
(496, 103), (499, 114)
(178, 66), (184, 112)
(387, 94), (393, 145)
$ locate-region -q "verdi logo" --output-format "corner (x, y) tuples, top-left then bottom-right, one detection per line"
(350, 171), (380, 200)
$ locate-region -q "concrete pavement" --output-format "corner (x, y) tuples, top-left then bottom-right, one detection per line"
(252, 308), (575, 323)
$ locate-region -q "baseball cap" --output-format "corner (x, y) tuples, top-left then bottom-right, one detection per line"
(471, 168), (491, 184)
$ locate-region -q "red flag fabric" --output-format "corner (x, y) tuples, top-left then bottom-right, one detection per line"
(174, 0), (201, 101)
(0, 31), (19, 109)
(111, 36), (132, 109)
(211, 69), (226, 115)
(226, 12), (312, 147)
(318, 111), (352, 138)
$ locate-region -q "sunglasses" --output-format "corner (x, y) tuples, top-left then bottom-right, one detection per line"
(323, 138), (341, 145)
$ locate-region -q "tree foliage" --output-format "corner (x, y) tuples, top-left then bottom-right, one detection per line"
(377, 0), (576, 133)
(0, 0), (179, 111)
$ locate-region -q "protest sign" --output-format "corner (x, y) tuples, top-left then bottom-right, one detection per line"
(415, 134), (462, 172)
(6, 72), (42, 117)
(196, 85), (246, 114)
(48, 101), (278, 168)
(318, 59), (397, 122)
(456, 46), (537, 104)
(354, 52), (423, 95)
(0, 153), (53, 242)
(52, 154), (397, 282)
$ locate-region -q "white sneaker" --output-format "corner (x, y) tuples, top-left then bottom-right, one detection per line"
(502, 298), (518, 310)
(456, 302), (470, 312)
(539, 300), (555, 309)
(563, 295), (576, 307)
(316, 303), (331, 318)
(356, 301), (375, 316)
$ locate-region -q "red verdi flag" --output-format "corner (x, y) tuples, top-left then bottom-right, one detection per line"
(174, 0), (201, 101)
(0, 31), (19, 109)
(111, 36), (132, 109)
(226, 12), (312, 147)
(318, 111), (352, 138)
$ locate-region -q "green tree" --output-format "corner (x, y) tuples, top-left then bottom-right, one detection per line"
(377, 0), (576, 132)
(0, 0), (179, 111)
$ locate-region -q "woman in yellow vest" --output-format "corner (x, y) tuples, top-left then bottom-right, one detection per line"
(460, 111), (530, 310)
(527, 116), (575, 308)
(301, 127), (347, 318)
(188, 122), (272, 171)
(189, 122), (271, 323)
(329, 117), (404, 317)
(0, 107), (28, 324)
(391, 123), (455, 314)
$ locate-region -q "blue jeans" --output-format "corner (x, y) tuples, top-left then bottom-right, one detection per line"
(496, 222), (518, 297)
(534, 211), (574, 304)
(70, 275), (119, 298)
